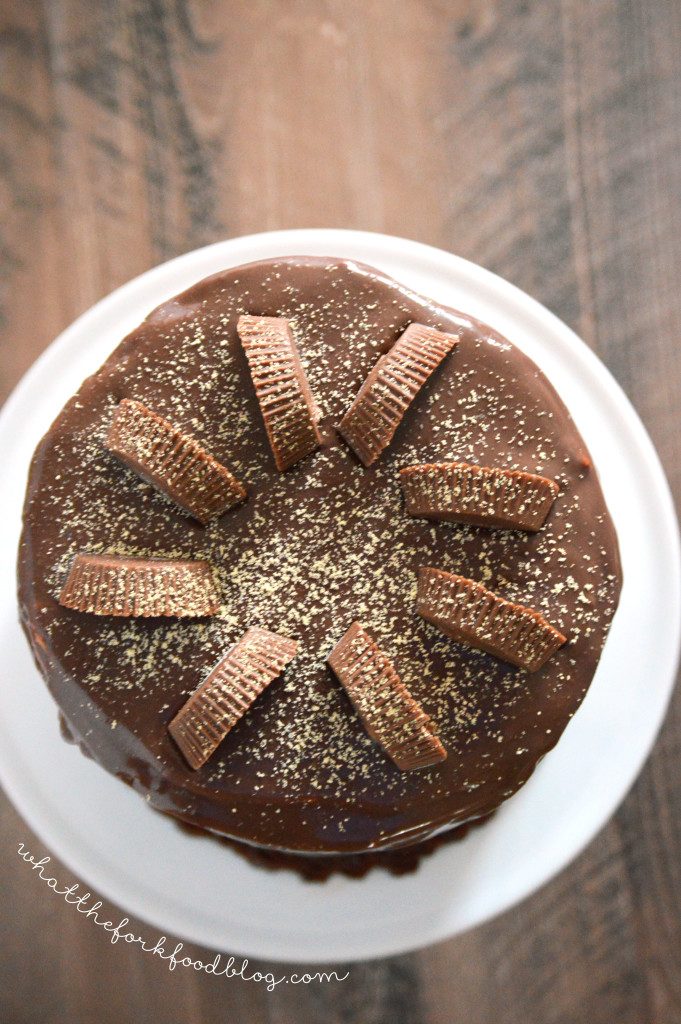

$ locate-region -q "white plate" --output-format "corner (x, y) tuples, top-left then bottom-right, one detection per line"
(1, 230), (679, 963)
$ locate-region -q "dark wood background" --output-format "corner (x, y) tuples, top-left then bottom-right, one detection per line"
(2, 1), (680, 1021)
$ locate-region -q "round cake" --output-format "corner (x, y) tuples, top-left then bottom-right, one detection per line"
(17, 256), (622, 875)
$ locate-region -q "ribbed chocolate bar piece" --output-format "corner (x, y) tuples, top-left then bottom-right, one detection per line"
(237, 315), (323, 471)
(400, 462), (558, 531)
(59, 553), (219, 617)
(416, 567), (566, 672)
(338, 323), (459, 466)
(106, 399), (246, 525)
(328, 621), (446, 771)
(168, 626), (298, 769)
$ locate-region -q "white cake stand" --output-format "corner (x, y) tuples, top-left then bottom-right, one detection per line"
(0, 230), (678, 962)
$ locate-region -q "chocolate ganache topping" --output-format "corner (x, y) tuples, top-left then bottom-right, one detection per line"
(18, 256), (622, 865)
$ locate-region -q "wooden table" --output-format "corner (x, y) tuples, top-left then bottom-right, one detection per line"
(2, 2), (680, 1021)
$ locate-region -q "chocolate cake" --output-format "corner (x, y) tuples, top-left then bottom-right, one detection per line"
(17, 256), (622, 878)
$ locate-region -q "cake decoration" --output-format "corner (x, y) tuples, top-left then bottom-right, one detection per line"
(400, 461), (559, 531)
(106, 399), (247, 524)
(416, 567), (566, 672)
(237, 314), (323, 471)
(59, 553), (220, 618)
(168, 626), (298, 769)
(337, 323), (459, 466)
(328, 621), (446, 770)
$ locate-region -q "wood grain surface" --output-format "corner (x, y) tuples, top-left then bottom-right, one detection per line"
(2, 1), (680, 1022)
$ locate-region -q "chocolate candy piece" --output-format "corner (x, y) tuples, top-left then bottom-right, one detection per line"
(338, 323), (459, 466)
(328, 621), (446, 771)
(237, 315), (323, 471)
(416, 567), (566, 672)
(168, 626), (298, 769)
(59, 553), (219, 617)
(400, 462), (559, 531)
(106, 399), (246, 525)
